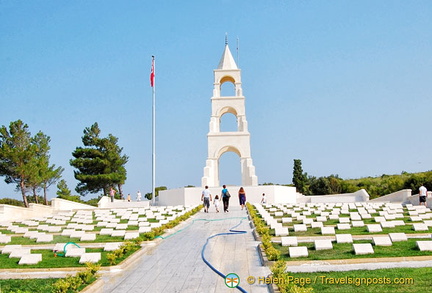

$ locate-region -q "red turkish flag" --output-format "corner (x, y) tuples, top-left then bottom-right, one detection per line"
(150, 56), (155, 87)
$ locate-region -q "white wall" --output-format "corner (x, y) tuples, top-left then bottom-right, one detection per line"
(158, 185), (298, 206)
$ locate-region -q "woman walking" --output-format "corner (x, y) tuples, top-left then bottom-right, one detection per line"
(221, 185), (230, 213)
(238, 187), (246, 210)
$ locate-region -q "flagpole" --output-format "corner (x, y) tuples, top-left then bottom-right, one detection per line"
(151, 56), (156, 205)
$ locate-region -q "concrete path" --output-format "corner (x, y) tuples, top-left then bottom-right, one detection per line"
(101, 206), (270, 293)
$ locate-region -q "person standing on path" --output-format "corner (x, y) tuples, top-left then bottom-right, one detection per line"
(221, 185), (230, 213)
(201, 186), (212, 213)
(261, 193), (267, 204)
(419, 185), (428, 206)
(238, 187), (246, 210)
(109, 187), (116, 202)
(136, 190), (142, 201)
(214, 195), (220, 213)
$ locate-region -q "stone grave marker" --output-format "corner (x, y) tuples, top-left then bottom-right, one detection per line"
(36, 234), (53, 243)
(315, 239), (333, 250)
(413, 223), (428, 231)
(367, 224), (382, 233)
(281, 236), (298, 247)
(321, 227), (335, 235)
(289, 246), (308, 258)
(104, 242), (122, 251)
(351, 221), (365, 227)
(353, 243), (374, 255)
(293, 224), (307, 232)
(311, 222), (323, 228)
(80, 233), (97, 241)
(19, 254), (42, 265)
(380, 221), (395, 228)
(417, 241), (432, 251)
(336, 234), (353, 243)
(274, 226), (289, 236)
(389, 233), (407, 242)
(124, 232), (140, 240)
(65, 247), (86, 257)
(79, 252), (101, 264)
(373, 236), (392, 246)
(9, 248), (31, 258)
(337, 224), (351, 230)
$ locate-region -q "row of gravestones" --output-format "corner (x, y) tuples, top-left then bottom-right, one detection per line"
(284, 234), (432, 258)
(0, 205), (195, 265)
(0, 242), (123, 265)
(254, 203), (432, 236)
(0, 206), (193, 245)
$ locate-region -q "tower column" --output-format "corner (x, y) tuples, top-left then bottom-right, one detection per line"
(202, 42), (258, 188)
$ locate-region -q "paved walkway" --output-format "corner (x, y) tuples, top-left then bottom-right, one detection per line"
(100, 206), (270, 293)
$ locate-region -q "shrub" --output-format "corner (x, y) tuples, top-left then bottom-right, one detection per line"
(247, 203), (280, 261)
(52, 279), (70, 293)
(52, 262), (100, 292)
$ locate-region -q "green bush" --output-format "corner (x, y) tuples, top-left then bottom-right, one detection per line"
(52, 262), (100, 293)
(247, 203), (280, 261)
(52, 279), (70, 293)
(271, 260), (314, 293)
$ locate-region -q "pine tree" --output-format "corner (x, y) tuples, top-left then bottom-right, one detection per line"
(70, 123), (129, 196)
(292, 159), (308, 194)
(0, 120), (36, 207)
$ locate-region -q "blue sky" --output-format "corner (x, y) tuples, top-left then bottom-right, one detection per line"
(1, 1), (431, 201)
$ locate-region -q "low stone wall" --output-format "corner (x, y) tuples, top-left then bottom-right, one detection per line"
(0, 204), (54, 222)
(97, 196), (150, 209)
(51, 198), (97, 211)
(370, 189), (411, 203)
(1, 199), (96, 222)
(297, 189), (370, 203)
(158, 185), (298, 206)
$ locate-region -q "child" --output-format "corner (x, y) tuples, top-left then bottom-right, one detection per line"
(214, 195), (220, 213)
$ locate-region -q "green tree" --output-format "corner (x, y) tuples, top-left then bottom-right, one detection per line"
(145, 186), (167, 200)
(56, 179), (83, 202)
(292, 159), (308, 194)
(0, 120), (35, 207)
(56, 179), (72, 198)
(27, 132), (63, 205)
(0, 121), (63, 207)
(70, 123), (129, 196)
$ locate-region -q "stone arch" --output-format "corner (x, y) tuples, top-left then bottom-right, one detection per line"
(216, 145), (241, 158)
(219, 75), (236, 84)
(218, 106), (238, 117)
(219, 76), (236, 96)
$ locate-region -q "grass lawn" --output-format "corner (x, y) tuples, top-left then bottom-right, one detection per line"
(0, 248), (104, 269)
(275, 224), (432, 237)
(286, 267), (432, 292)
(0, 278), (59, 293)
(275, 238), (432, 261)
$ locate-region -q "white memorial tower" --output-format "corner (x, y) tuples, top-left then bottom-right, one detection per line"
(201, 40), (258, 187)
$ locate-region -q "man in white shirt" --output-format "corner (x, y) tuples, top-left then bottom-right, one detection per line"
(419, 185), (427, 206)
(201, 186), (212, 213)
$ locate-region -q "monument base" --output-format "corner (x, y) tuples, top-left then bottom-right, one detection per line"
(157, 185), (298, 207)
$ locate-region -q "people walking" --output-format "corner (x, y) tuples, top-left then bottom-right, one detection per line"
(238, 187), (246, 210)
(201, 186), (212, 213)
(419, 185), (428, 206)
(261, 193), (267, 204)
(221, 185), (230, 213)
(214, 195), (220, 212)
(136, 190), (142, 201)
(109, 187), (116, 202)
